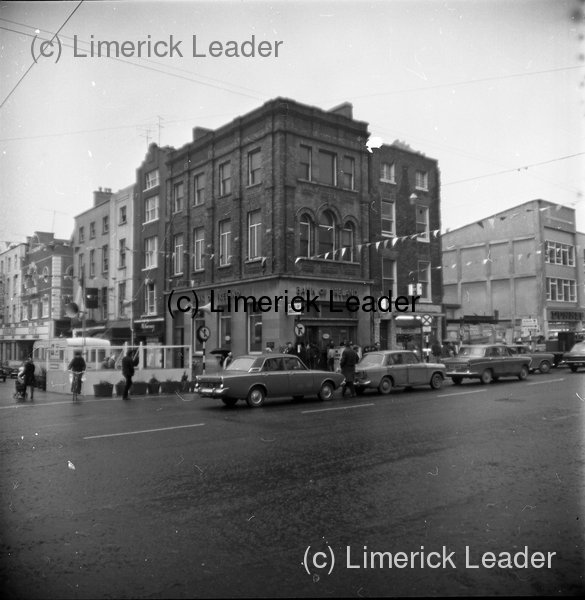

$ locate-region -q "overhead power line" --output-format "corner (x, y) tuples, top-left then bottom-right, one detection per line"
(0, 1), (85, 109)
(0, 21), (266, 104)
(443, 153), (585, 187)
(346, 65), (585, 101)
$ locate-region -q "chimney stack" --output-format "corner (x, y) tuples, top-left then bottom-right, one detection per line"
(93, 187), (113, 206)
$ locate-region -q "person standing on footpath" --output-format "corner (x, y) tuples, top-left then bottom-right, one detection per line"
(121, 349), (139, 400)
(23, 357), (36, 401)
(326, 342), (336, 372)
(339, 340), (359, 397)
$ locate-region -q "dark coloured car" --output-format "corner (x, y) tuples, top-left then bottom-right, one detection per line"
(194, 353), (345, 407)
(4, 360), (23, 379)
(443, 344), (531, 385)
(507, 345), (555, 374)
(354, 350), (446, 394)
(562, 341), (585, 372)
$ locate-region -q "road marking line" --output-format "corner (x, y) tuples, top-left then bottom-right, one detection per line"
(302, 403), (374, 414)
(437, 389), (487, 398)
(83, 423), (205, 440)
(0, 394), (194, 409)
(527, 378), (565, 386)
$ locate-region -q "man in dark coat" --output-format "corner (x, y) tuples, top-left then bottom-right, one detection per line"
(339, 341), (359, 397)
(121, 349), (139, 400)
(23, 358), (36, 401)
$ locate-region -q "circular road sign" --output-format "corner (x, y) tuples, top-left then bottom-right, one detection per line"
(197, 325), (211, 343)
(421, 314), (433, 326)
(294, 323), (306, 337)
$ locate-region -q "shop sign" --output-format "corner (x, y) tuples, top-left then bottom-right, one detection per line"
(295, 286), (360, 301)
(521, 318), (538, 329)
(549, 310), (583, 321)
(468, 325), (481, 337)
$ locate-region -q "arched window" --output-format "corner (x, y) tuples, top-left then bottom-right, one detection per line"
(318, 211), (336, 259)
(341, 222), (354, 262)
(299, 214), (314, 258)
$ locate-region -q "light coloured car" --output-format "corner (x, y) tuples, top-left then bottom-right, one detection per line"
(507, 344), (554, 373)
(194, 353), (345, 407)
(354, 350), (446, 394)
(443, 344), (531, 385)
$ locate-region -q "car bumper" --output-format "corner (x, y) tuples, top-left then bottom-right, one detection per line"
(445, 370), (479, 378)
(194, 384), (227, 397)
(354, 379), (371, 388)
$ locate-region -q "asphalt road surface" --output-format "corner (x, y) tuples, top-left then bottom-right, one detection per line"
(1, 371), (584, 598)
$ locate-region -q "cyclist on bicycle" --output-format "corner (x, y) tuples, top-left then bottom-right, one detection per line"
(67, 350), (86, 401)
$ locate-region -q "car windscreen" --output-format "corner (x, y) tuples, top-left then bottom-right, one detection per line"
(359, 353), (384, 366)
(570, 342), (585, 353)
(457, 347), (486, 357)
(225, 357), (261, 371)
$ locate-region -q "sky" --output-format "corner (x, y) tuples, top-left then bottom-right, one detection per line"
(0, 0), (583, 244)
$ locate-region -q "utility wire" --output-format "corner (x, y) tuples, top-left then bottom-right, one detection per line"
(0, 2), (85, 109)
(443, 153), (585, 186)
(0, 16), (269, 98)
(0, 23), (265, 104)
(345, 65), (585, 100)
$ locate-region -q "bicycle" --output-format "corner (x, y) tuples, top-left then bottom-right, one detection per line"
(69, 370), (86, 402)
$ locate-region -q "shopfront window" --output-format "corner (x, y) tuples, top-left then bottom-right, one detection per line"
(248, 312), (262, 353)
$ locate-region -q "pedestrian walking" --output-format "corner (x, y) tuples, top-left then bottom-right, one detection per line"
(22, 358), (36, 401)
(431, 339), (442, 363)
(223, 351), (233, 369)
(121, 349), (139, 400)
(326, 342), (336, 372)
(298, 342), (308, 366)
(339, 341), (359, 397)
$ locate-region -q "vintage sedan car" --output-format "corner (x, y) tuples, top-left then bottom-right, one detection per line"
(194, 353), (345, 407)
(562, 341), (585, 372)
(443, 344), (531, 385)
(354, 350), (446, 394)
(507, 345), (555, 373)
(4, 360), (23, 379)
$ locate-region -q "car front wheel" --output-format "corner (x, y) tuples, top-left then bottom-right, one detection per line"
(246, 386), (265, 408)
(569, 364), (578, 373)
(430, 373), (443, 390)
(538, 361), (551, 374)
(378, 377), (392, 395)
(452, 376), (462, 385)
(318, 381), (334, 401)
(221, 397), (238, 407)
(518, 365), (529, 381)
(480, 369), (493, 385)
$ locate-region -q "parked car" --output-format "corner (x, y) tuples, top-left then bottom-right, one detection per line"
(443, 344), (531, 385)
(354, 350), (446, 394)
(562, 341), (585, 372)
(4, 360), (23, 379)
(507, 345), (555, 373)
(194, 353), (345, 407)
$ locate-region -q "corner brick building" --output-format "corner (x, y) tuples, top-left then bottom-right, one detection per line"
(159, 98), (443, 361)
(164, 98), (372, 360)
